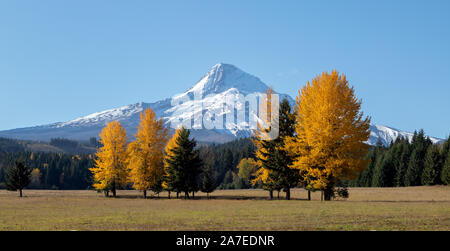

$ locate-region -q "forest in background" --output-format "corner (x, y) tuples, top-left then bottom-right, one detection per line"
(1, 132), (449, 190)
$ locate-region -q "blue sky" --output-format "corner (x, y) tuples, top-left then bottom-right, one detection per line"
(0, 0), (449, 138)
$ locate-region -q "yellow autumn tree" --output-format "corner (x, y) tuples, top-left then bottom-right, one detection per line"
(30, 168), (41, 188)
(285, 70), (371, 200)
(90, 121), (128, 198)
(252, 87), (281, 199)
(236, 158), (259, 188)
(127, 108), (169, 198)
(162, 127), (182, 198)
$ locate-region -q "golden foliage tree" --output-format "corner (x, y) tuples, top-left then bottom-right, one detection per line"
(128, 108), (169, 198)
(90, 121), (128, 198)
(30, 168), (42, 188)
(236, 158), (259, 188)
(285, 70), (371, 200)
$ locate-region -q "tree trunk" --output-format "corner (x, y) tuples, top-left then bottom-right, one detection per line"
(307, 190), (311, 201)
(19, 189), (23, 198)
(277, 191), (280, 199)
(269, 190), (273, 200)
(143, 190), (147, 199)
(321, 190), (323, 201)
(286, 188), (291, 200)
(112, 180), (117, 198)
(192, 191), (195, 199)
(177, 192), (179, 199)
(323, 188), (333, 201)
(168, 191), (171, 199)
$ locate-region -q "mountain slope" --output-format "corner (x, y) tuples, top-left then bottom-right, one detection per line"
(0, 63), (443, 146)
(368, 124), (443, 146)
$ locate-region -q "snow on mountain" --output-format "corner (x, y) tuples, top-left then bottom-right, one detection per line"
(187, 63), (271, 96)
(55, 102), (146, 128)
(367, 124), (444, 146)
(0, 63), (444, 146)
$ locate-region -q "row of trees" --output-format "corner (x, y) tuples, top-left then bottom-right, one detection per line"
(4, 132), (447, 198)
(90, 109), (216, 199)
(89, 71), (372, 201)
(349, 132), (450, 187)
(251, 71), (371, 200)
(0, 151), (93, 190)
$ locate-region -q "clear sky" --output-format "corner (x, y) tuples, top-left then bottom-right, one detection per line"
(0, 0), (449, 138)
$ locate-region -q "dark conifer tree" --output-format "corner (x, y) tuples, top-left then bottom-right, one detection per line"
(258, 99), (299, 200)
(441, 136), (450, 158)
(201, 165), (217, 199)
(394, 138), (411, 187)
(422, 144), (442, 185)
(405, 150), (422, 186)
(441, 151), (450, 185)
(165, 128), (203, 199)
(6, 161), (32, 197)
(372, 148), (395, 187)
(369, 139), (386, 187)
(358, 147), (377, 187)
(405, 130), (432, 186)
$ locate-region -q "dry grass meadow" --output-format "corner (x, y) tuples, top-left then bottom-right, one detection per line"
(0, 186), (449, 231)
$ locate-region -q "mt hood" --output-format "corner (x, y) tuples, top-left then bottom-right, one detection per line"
(0, 63), (443, 146)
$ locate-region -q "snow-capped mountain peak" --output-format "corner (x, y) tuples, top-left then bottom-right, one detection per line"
(0, 63), (444, 146)
(187, 63), (270, 96)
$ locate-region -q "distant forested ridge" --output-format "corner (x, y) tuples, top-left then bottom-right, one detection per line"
(0, 137), (97, 154)
(198, 138), (256, 189)
(0, 151), (94, 189)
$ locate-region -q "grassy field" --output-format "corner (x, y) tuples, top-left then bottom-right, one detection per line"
(0, 186), (449, 231)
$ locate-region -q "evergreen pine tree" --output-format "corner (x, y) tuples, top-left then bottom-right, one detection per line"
(264, 99), (299, 200)
(359, 148), (377, 187)
(404, 130), (432, 186)
(405, 150), (422, 186)
(201, 165), (216, 199)
(165, 127), (203, 199)
(441, 151), (450, 185)
(422, 144), (441, 185)
(253, 92), (292, 200)
(394, 138), (411, 187)
(372, 149), (395, 187)
(359, 138), (383, 187)
(6, 161), (32, 197)
(441, 136), (450, 159)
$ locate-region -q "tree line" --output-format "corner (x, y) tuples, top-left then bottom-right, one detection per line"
(87, 70), (373, 201)
(348, 131), (450, 187)
(3, 131), (447, 197)
(89, 109), (215, 199)
(0, 151), (93, 190)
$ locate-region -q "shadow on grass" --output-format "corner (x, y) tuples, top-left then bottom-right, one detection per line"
(107, 194), (310, 201)
(100, 193), (450, 202)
